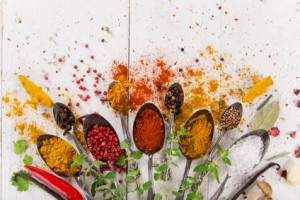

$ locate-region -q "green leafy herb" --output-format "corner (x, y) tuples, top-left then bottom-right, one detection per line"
(142, 181), (152, 190)
(23, 154), (33, 165)
(92, 160), (107, 166)
(105, 172), (115, 180)
(11, 170), (31, 192)
(257, 94), (273, 111)
(14, 140), (28, 155)
(251, 101), (280, 131)
(120, 141), (129, 150)
(193, 164), (208, 173)
(70, 154), (85, 169)
(266, 151), (290, 161)
(116, 155), (126, 166)
(125, 175), (135, 184)
(131, 151), (143, 160)
(172, 191), (183, 197)
(154, 193), (163, 200)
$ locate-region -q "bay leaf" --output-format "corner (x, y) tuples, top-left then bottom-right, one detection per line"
(251, 101), (280, 131)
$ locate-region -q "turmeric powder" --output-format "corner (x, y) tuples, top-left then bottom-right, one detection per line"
(180, 114), (212, 159)
(242, 76), (273, 103)
(18, 75), (53, 108)
(39, 137), (80, 177)
(108, 81), (129, 114)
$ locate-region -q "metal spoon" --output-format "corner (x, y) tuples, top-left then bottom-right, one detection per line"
(108, 81), (131, 147)
(209, 129), (270, 200)
(37, 134), (94, 200)
(161, 83), (184, 181)
(82, 113), (120, 188)
(175, 109), (214, 200)
(133, 103), (166, 200)
(208, 102), (243, 159)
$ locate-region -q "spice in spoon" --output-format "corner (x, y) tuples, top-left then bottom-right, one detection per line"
(165, 86), (184, 113)
(220, 106), (241, 131)
(133, 109), (164, 154)
(108, 82), (129, 114)
(57, 108), (75, 131)
(180, 114), (212, 159)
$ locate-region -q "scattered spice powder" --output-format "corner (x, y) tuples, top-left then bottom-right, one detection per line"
(108, 82), (129, 114)
(133, 109), (165, 154)
(180, 114), (212, 159)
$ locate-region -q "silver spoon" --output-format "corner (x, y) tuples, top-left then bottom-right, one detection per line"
(133, 103), (166, 200)
(82, 113), (120, 188)
(37, 134), (94, 200)
(209, 129), (270, 200)
(175, 109), (214, 200)
(161, 83), (184, 181)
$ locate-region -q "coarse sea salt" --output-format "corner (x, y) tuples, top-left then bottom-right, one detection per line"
(228, 135), (264, 176)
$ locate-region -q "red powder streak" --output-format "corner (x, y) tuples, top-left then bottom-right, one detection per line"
(111, 61), (128, 80)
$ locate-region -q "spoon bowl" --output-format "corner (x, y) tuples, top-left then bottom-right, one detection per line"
(164, 82), (184, 114)
(220, 102), (243, 131)
(53, 102), (75, 132)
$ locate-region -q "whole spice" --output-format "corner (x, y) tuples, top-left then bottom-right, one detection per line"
(86, 125), (125, 173)
(39, 137), (81, 177)
(180, 114), (212, 159)
(133, 109), (164, 154)
(108, 82), (129, 114)
(164, 85), (184, 113)
(269, 127), (280, 137)
(56, 107), (75, 131)
(220, 106), (241, 131)
(24, 165), (83, 200)
(257, 181), (272, 197)
(242, 76), (274, 103)
(18, 75), (53, 108)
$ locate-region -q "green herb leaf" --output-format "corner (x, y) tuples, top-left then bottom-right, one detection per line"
(136, 188), (144, 195)
(266, 151), (290, 161)
(97, 184), (111, 191)
(125, 175), (135, 184)
(216, 144), (222, 152)
(214, 169), (220, 183)
(132, 151), (143, 160)
(14, 140), (28, 155)
(181, 179), (190, 186)
(172, 191), (183, 197)
(251, 101), (280, 131)
(222, 157), (231, 165)
(154, 172), (161, 181)
(23, 154), (33, 165)
(158, 164), (168, 172)
(193, 164), (208, 173)
(115, 184), (126, 199)
(11, 170), (31, 192)
(257, 94), (273, 111)
(142, 181), (152, 190)
(154, 193), (163, 200)
(105, 172), (115, 180)
(70, 154), (85, 169)
(116, 155), (126, 166)
(91, 181), (98, 196)
(120, 141), (129, 149)
(127, 169), (139, 177)
(92, 160), (107, 166)
(186, 192), (196, 200)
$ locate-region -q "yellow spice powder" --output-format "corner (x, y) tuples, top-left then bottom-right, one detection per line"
(108, 81), (129, 114)
(180, 114), (212, 159)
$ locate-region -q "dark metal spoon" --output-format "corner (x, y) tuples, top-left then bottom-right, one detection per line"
(37, 134), (94, 200)
(175, 109), (214, 200)
(209, 129), (270, 200)
(133, 103), (166, 200)
(161, 83), (184, 181)
(82, 113), (120, 188)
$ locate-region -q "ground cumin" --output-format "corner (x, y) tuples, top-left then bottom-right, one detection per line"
(133, 109), (164, 154)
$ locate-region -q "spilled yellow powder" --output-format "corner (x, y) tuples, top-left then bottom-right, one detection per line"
(15, 122), (45, 143)
(242, 76), (274, 102)
(16, 123), (26, 135)
(3, 96), (10, 103)
(18, 75), (53, 108)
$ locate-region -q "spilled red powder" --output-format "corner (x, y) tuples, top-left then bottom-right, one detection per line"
(111, 61), (128, 80)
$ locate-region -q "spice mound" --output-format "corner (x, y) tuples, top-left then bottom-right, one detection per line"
(56, 107), (75, 131)
(228, 135), (264, 176)
(39, 137), (80, 177)
(165, 85), (184, 113)
(87, 125), (125, 173)
(18, 75), (53, 108)
(180, 114), (212, 159)
(108, 82), (129, 114)
(220, 106), (241, 131)
(133, 109), (164, 154)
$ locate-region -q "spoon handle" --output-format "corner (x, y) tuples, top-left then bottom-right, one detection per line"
(109, 164), (119, 188)
(147, 154), (154, 200)
(175, 159), (192, 200)
(120, 114), (131, 147)
(74, 175), (95, 200)
(207, 129), (226, 159)
(209, 174), (230, 200)
(169, 112), (175, 134)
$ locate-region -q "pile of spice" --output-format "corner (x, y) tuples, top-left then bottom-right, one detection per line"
(164, 85), (184, 113)
(108, 82), (129, 114)
(180, 114), (212, 159)
(228, 135), (264, 175)
(86, 124), (125, 173)
(220, 106), (241, 131)
(18, 75), (53, 108)
(55, 107), (75, 131)
(39, 137), (80, 177)
(133, 109), (164, 154)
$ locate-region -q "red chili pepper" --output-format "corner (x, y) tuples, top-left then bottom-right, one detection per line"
(24, 165), (83, 200)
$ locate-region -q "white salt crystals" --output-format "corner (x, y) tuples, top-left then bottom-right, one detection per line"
(228, 135), (264, 176)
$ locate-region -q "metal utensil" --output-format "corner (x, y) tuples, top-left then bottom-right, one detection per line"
(209, 129), (270, 200)
(161, 83), (184, 181)
(133, 103), (166, 200)
(175, 109), (214, 200)
(37, 134), (94, 200)
(82, 113), (120, 187)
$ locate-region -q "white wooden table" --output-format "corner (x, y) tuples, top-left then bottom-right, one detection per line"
(1, 1), (300, 199)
